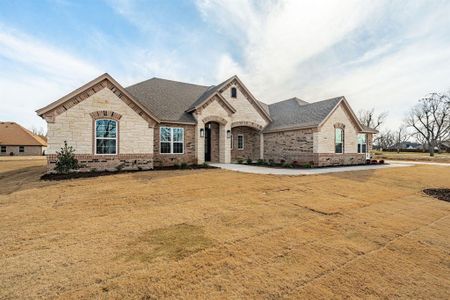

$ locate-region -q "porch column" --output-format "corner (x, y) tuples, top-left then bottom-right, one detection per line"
(196, 121), (205, 164)
(219, 122), (231, 163)
(260, 132), (264, 159)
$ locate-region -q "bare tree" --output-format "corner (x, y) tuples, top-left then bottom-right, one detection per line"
(374, 130), (395, 150)
(393, 125), (410, 153)
(406, 92), (450, 156)
(31, 126), (47, 139)
(358, 108), (388, 130)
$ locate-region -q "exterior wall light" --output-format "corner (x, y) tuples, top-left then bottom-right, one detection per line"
(227, 129), (231, 138)
(200, 128), (205, 137)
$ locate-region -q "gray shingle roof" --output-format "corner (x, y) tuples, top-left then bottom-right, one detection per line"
(263, 96), (343, 132)
(126, 78), (210, 123)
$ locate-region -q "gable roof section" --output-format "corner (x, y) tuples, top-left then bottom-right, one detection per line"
(186, 75), (272, 122)
(36, 73), (160, 125)
(264, 97), (342, 132)
(317, 97), (365, 131)
(0, 122), (47, 146)
(126, 78), (211, 123)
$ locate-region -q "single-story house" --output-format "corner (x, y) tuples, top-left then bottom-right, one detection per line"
(36, 73), (377, 172)
(0, 122), (47, 156)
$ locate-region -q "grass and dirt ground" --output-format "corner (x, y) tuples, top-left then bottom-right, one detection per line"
(373, 151), (450, 163)
(0, 158), (449, 299)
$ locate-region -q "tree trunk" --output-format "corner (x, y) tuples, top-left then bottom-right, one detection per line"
(429, 142), (435, 156)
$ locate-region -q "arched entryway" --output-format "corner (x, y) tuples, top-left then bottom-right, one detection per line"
(204, 121), (220, 162)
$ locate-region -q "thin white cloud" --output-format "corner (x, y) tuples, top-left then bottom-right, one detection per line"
(0, 24), (102, 131)
(0, 25), (100, 82)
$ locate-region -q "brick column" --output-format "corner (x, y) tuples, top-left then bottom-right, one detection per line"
(196, 121), (205, 164)
(219, 123), (231, 163)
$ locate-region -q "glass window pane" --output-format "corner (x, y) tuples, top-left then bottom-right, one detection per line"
(335, 128), (343, 143)
(96, 120), (116, 138)
(160, 127), (171, 142)
(160, 142), (171, 153)
(96, 139), (116, 154)
(335, 143), (342, 153)
(173, 128), (184, 142)
(173, 142), (183, 153)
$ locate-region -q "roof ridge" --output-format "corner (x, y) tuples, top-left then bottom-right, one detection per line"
(126, 77), (210, 89)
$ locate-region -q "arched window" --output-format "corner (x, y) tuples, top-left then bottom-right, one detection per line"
(95, 119), (117, 154)
(231, 87), (237, 98)
(335, 128), (344, 153)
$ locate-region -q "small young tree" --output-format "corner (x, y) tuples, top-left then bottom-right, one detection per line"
(55, 141), (79, 174)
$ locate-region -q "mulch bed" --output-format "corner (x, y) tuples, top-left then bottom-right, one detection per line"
(423, 188), (450, 202)
(41, 165), (217, 181)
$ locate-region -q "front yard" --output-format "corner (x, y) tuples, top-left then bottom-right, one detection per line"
(373, 151), (450, 163)
(0, 158), (449, 299)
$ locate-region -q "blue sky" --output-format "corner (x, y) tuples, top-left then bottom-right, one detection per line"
(1, 0), (450, 132)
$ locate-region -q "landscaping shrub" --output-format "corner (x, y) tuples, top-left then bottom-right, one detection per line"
(55, 141), (79, 174)
(366, 159), (371, 165)
(379, 159), (385, 164)
(280, 159), (286, 164)
(246, 158), (252, 164)
(237, 159), (244, 164)
(292, 160), (299, 167)
(303, 163), (312, 168)
(180, 162), (188, 169)
(282, 162), (293, 168)
(256, 159), (264, 165)
(371, 159), (378, 164)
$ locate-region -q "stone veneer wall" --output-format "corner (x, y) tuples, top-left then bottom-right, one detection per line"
(153, 123), (197, 167)
(47, 153), (153, 172)
(263, 129), (315, 164)
(231, 126), (260, 161)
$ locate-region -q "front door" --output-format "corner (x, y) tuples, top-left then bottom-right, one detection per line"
(204, 125), (211, 161)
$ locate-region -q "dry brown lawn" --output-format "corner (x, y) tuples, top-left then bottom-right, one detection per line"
(0, 158), (449, 299)
(374, 151), (450, 163)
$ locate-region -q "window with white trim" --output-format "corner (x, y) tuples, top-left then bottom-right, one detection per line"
(160, 127), (184, 154)
(1, 146), (6, 153)
(357, 133), (367, 153)
(95, 119), (117, 154)
(335, 128), (344, 153)
(237, 134), (244, 150)
(19, 146), (24, 153)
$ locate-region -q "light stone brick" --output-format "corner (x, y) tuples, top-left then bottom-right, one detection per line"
(47, 88), (153, 155)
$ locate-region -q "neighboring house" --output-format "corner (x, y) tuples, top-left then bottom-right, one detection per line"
(439, 141), (450, 152)
(389, 142), (422, 151)
(0, 122), (47, 156)
(36, 73), (377, 172)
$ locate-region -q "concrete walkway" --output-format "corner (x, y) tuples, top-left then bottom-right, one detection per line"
(209, 162), (414, 176)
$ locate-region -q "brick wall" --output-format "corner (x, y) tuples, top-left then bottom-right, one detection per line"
(208, 122), (220, 163)
(153, 123), (197, 167)
(263, 129), (314, 163)
(231, 126), (260, 161)
(313, 153), (366, 167)
(47, 153), (153, 172)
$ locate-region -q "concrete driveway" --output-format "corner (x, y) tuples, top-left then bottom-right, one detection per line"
(209, 162), (414, 175)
